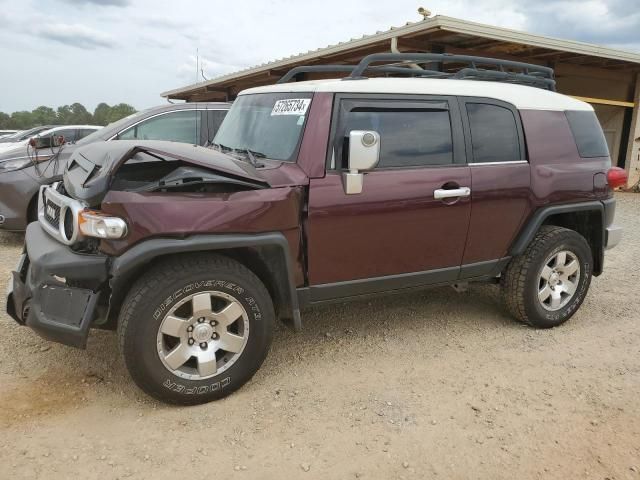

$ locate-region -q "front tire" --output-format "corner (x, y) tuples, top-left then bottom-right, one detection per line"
(501, 226), (593, 328)
(118, 254), (274, 405)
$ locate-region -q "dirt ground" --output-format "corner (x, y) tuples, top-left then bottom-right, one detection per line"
(0, 193), (638, 480)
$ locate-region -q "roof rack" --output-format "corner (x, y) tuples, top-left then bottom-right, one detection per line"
(278, 53), (556, 91)
(276, 64), (448, 84)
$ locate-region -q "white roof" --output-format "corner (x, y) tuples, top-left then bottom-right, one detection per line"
(241, 78), (592, 112)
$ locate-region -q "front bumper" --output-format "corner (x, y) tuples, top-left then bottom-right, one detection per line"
(6, 222), (109, 348)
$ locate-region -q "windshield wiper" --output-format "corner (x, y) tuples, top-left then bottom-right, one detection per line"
(212, 142), (233, 152)
(212, 143), (266, 168)
(238, 148), (266, 168)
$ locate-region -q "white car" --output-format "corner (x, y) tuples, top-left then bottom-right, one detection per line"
(0, 125), (101, 153)
(0, 130), (19, 139)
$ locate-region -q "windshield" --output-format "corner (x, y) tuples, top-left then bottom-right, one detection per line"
(213, 93), (312, 162)
(0, 126), (53, 143)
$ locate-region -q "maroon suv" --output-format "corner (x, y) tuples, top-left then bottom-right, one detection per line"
(7, 54), (626, 405)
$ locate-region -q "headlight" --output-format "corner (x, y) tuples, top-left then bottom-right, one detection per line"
(0, 158), (32, 173)
(78, 210), (128, 239)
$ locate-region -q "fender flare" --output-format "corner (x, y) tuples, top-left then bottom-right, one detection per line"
(107, 233), (302, 331)
(509, 200), (605, 274)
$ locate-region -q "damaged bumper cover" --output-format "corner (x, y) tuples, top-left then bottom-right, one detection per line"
(6, 222), (108, 348)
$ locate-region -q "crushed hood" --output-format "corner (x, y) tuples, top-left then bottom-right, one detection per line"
(63, 140), (269, 204)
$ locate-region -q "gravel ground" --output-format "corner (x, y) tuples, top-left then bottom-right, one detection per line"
(0, 193), (638, 480)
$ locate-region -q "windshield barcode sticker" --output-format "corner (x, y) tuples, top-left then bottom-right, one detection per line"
(271, 99), (311, 116)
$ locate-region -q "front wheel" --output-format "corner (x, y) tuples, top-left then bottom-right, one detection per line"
(501, 225), (593, 328)
(118, 254), (274, 405)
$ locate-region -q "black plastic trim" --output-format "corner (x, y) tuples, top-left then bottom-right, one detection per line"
(510, 201), (604, 256)
(459, 257), (511, 279)
(301, 266), (460, 305)
(8, 223), (109, 348)
(109, 233), (302, 330)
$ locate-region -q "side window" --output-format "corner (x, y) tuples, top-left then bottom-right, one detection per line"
(78, 129), (97, 140)
(340, 107), (454, 168)
(565, 110), (609, 158)
(466, 103), (521, 163)
(118, 110), (200, 144)
(54, 129), (78, 143)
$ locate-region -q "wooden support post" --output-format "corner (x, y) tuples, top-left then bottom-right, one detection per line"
(625, 73), (640, 188)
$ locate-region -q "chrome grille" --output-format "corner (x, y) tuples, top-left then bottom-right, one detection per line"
(43, 198), (61, 229)
(38, 183), (87, 245)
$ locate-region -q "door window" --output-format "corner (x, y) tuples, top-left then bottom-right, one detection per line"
(465, 103), (522, 163)
(118, 110), (200, 144)
(78, 128), (98, 140)
(339, 107), (454, 168)
(51, 129), (78, 143)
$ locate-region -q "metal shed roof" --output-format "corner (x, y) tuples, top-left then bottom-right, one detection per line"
(162, 15), (640, 101)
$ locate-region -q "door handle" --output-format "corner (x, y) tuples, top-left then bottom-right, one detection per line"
(434, 187), (471, 200)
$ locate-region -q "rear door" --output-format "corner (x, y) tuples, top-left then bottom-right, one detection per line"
(306, 94), (471, 293)
(459, 98), (531, 276)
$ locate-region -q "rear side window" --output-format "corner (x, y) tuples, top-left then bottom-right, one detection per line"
(119, 110), (200, 144)
(466, 103), (521, 163)
(341, 108), (453, 168)
(565, 110), (609, 158)
(54, 129), (78, 143)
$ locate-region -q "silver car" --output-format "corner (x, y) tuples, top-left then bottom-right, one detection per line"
(0, 103), (230, 231)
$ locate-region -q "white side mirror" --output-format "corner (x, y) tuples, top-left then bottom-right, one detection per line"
(342, 130), (380, 195)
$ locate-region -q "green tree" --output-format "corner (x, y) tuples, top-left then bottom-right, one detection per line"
(9, 111), (33, 129)
(107, 103), (136, 123)
(1, 102), (137, 129)
(69, 102), (93, 124)
(0, 112), (10, 129)
(31, 106), (57, 126)
(93, 102), (111, 126)
(56, 105), (72, 124)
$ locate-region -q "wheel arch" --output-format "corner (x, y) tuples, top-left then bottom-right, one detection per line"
(105, 234), (302, 331)
(509, 201), (605, 276)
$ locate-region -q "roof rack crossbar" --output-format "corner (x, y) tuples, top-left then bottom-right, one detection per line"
(346, 53), (556, 91)
(276, 64), (449, 84)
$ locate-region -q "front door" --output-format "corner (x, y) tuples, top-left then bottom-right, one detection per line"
(306, 95), (471, 297)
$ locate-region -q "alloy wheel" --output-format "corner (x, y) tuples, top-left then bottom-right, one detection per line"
(537, 250), (581, 311)
(156, 291), (249, 380)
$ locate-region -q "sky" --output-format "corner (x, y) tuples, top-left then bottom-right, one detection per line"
(0, 0), (639, 114)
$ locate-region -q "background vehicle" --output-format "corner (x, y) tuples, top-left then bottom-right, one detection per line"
(0, 102), (230, 231)
(0, 124), (100, 154)
(0, 126), (57, 146)
(6, 54), (625, 405)
(0, 129), (19, 138)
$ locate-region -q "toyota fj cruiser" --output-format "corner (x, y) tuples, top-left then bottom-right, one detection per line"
(7, 54), (626, 405)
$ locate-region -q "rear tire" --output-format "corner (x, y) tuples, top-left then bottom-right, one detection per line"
(118, 254), (274, 405)
(501, 225), (592, 328)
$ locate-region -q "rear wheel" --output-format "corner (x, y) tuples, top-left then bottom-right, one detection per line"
(501, 226), (592, 328)
(118, 254), (274, 405)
